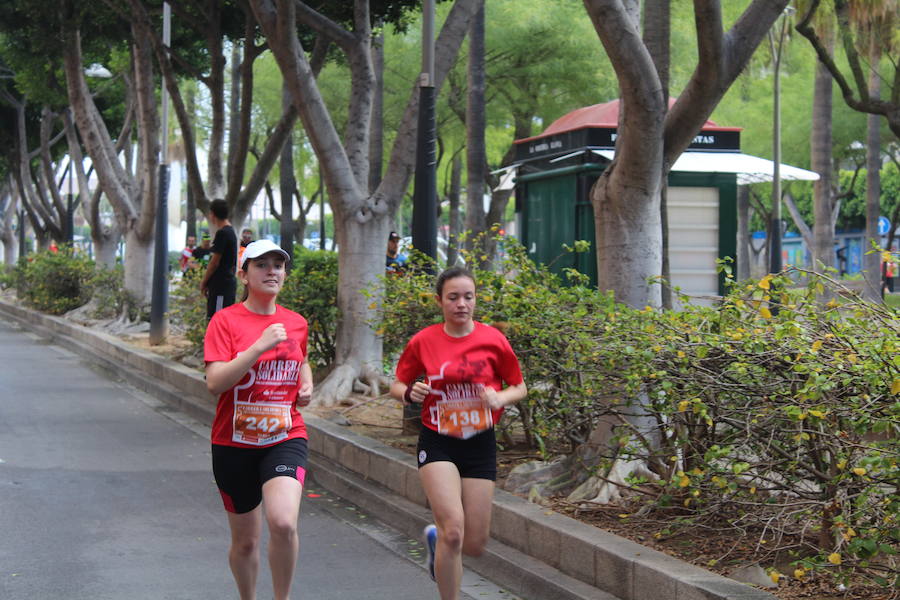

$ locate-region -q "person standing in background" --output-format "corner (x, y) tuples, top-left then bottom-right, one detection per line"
(200, 199), (238, 320)
(386, 231), (407, 272)
(237, 228), (254, 274)
(192, 233), (213, 267)
(180, 235), (197, 272)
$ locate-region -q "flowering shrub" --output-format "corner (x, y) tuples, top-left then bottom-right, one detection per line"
(169, 267), (208, 349)
(278, 247), (338, 370)
(16, 248), (94, 314)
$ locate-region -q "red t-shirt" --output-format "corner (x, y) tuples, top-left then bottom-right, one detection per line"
(204, 303), (309, 447)
(395, 322), (524, 437)
(179, 246), (193, 270)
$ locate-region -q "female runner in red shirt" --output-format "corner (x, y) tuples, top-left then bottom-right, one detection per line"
(204, 239), (313, 600)
(391, 266), (527, 599)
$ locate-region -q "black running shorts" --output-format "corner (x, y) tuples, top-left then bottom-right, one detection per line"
(212, 437), (308, 514)
(416, 426), (497, 481)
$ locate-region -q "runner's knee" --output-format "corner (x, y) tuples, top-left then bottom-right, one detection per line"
(230, 536), (259, 558)
(462, 531), (488, 557)
(268, 517), (297, 542)
(438, 522), (464, 552)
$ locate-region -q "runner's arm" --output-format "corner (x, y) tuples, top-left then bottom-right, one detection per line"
(480, 381), (527, 411)
(296, 360), (314, 406)
(200, 252), (222, 293)
(206, 323), (286, 395)
(390, 379), (430, 404)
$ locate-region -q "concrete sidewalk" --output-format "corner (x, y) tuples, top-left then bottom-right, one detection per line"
(0, 298), (776, 600)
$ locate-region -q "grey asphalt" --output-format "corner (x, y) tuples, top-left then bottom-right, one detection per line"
(0, 319), (518, 600)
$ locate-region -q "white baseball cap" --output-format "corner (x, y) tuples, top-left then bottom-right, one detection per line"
(241, 239), (290, 270)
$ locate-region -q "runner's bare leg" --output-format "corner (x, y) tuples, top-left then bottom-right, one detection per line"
(262, 476), (303, 600)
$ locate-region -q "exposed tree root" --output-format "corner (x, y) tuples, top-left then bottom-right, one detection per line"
(312, 364), (386, 407)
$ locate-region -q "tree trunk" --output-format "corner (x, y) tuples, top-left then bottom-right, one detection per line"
(12, 99), (64, 244)
(122, 228), (153, 305)
(464, 4), (486, 255)
(0, 182), (17, 266)
(63, 108), (121, 268)
(863, 38), (882, 302)
(586, 0), (665, 308)
(583, 0), (791, 308)
(811, 30), (835, 273)
(736, 185), (751, 281)
(369, 27), (385, 195)
(447, 152), (462, 266)
(279, 82), (296, 257)
(185, 86), (198, 239)
(643, 0), (671, 308)
(227, 43), (242, 188)
(316, 216), (388, 401)
(206, 3), (226, 199)
(784, 192), (814, 253)
(562, 0), (792, 507)
(62, 22), (157, 306)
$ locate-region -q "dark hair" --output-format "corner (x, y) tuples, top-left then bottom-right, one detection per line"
(435, 266), (475, 297)
(209, 198), (229, 220)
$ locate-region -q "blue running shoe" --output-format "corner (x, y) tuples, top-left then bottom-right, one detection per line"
(423, 524), (437, 580)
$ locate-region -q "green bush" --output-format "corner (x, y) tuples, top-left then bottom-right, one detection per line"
(87, 265), (130, 319)
(0, 264), (15, 290)
(16, 248), (94, 314)
(169, 267), (208, 349)
(279, 247), (338, 370)
(630, 270), (899, 588)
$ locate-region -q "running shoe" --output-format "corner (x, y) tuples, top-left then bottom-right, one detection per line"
(423, 524), (437, 580)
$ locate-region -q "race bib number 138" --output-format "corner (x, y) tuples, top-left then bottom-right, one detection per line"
(435, 398), (492, 439)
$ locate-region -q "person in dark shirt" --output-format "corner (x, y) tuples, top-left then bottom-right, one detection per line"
(192, 233), (212, 267)
(386, 231), (407, 272)
(200, 199), (238, 320)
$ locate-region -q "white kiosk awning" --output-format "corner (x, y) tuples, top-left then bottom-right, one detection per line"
(494, 149), (820, 191)
(591, 149), (819, 185)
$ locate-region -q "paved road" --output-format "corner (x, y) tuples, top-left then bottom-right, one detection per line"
(0, 320), (518, 600)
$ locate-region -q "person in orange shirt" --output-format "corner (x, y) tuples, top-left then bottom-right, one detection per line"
(237, 228), (254, 274)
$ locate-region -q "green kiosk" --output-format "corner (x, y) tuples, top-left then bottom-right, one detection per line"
(506, 100), (817, 303)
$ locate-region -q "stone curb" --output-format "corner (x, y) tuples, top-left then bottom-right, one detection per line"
(0, 299), (777, 600)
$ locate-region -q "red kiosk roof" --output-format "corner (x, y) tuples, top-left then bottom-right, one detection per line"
(515, 99), (741, 145)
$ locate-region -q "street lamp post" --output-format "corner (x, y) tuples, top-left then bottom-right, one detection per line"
(17, 209), (26, 258)
(150, 2), (171, 345)
(66, 160), (75, 245)
(767, 7), (794, 275)
(319, 169), (325, 251)
(404, 1), (437, 435)
(411, 0), (437, 262)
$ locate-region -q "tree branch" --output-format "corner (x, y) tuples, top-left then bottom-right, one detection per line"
(233, 103), (299, 221)
(293, 0), (356, 50)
